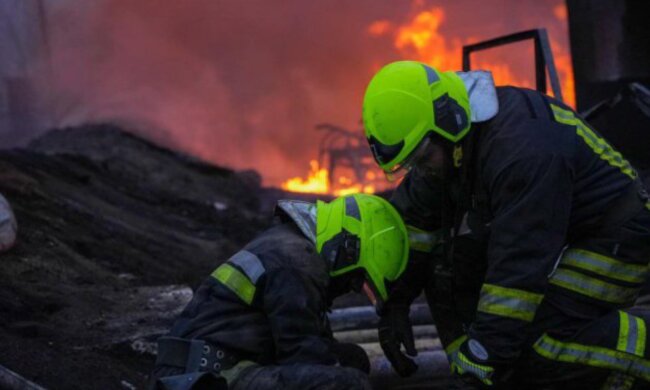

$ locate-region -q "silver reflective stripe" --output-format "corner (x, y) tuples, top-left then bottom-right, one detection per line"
(477, 284), (543, 322)
(627, 315), (640, 356)
(549, 268), (639, 304)
(562, 249), (648, 284)
(229, 250), (265, 283)
(534, 334), (650, 381)
(478, 290), (541, 322)
(618, 311), (647, 358)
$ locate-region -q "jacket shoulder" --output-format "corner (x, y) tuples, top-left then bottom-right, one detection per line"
(245, 223), (328, 286)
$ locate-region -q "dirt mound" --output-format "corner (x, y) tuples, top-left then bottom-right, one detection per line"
(0, 125), (269, 389)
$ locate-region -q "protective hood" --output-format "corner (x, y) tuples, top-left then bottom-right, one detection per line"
(457, 70), (499, 123)
(275, 200), (317, 244)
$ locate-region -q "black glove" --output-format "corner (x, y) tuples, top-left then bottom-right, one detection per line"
(378, 304), (418, 377)
(331, 342), (371, 374)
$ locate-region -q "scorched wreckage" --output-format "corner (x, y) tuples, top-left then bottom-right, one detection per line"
(1, 0), (650, 389)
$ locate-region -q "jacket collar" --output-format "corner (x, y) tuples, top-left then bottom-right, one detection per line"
(274, 200), (317, 244)
(457, 70), (499, 123)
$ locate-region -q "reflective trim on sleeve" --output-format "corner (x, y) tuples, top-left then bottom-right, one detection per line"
(550, 104), (636, 180)
(452, 351), (494, 385)
(561, 249), (648, 284)
(406, 225), (443, 253)
(212, 263), (256, 305)
(477, 284), (544, 322)
(618, 311), (647, 358)
(229, 250), (265, 283)
(549, 268), (640, 305)
(533, 333), (650, 381)
(445, 335), (468, 356)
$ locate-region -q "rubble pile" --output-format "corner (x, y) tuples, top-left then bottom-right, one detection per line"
(0, 125), (268, 389)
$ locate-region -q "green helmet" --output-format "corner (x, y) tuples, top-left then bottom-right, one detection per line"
(316, 194), (408, 307)
(362, 60), (471, 175)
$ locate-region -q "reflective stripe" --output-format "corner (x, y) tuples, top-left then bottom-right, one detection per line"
(551, 104), (636, 180)
(406, 225), (443, 253)
(454, 351), (494, 384)
(550, 268), (640, 304)
(534, 333), (650, 381)
(477, 284), (544, 322)
(445, 335), (468, 356)
(212, 264), (256, 305)
(229, 250), (265, 283)
(618, 311), (647, 357)
(562, 249), (648, 284)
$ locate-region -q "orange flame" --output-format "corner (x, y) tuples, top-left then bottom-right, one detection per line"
(281, 160), (375, 196)
(386, 6), (575, 107)
(282, 3), (576, 195)
(281, 160), (329, 194)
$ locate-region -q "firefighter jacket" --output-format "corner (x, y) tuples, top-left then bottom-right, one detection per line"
(166, 201), (338, 367)
(391, 80), (650, 364)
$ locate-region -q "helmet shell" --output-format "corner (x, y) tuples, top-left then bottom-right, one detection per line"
(363, 61), (471, 172)
(316, 194), (408, 303)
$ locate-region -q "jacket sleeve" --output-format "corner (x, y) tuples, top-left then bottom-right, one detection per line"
(388, 166), (445, 306)
(263, 267), (338, 365)
(468, 149), (573, 362)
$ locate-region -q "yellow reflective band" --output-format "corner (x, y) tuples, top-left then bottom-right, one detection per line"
(453, 351), (494, 385)
(619, 311), (647, 358)
(534, 333), (650, 381)
(619, 311), (631, 353)
(212, 263), (256, 305)
(549, 268), (640, 304)
(562, 249), (648, 284)
(638, 317), (647, 357)
(550, 104), (637, 180)
(477, 284), (544, 322)
(445, 335), (468, 356)
(406, 225), (443, 253)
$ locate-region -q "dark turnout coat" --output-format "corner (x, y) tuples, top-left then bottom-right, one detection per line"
(152, 202), (371, 390)
(392, 85), (650, 385)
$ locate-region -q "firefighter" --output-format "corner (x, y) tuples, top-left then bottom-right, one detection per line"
(362, 60), (650, 388)
(150, 194), (409, 390)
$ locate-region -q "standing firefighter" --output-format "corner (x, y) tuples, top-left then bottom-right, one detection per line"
(150, 194), (409, 390)
(362, 61), (650, 388)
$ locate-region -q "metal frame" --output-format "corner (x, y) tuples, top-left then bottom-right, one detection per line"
(462, 28), (564, 102)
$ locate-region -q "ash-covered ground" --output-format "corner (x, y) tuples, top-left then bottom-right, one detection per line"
(0, 126), (452, 390)
(0, 125), (298, 389)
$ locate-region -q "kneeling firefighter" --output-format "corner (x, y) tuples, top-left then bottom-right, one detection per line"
(149, 194), (409, 390)
(362, 61), (650, 388)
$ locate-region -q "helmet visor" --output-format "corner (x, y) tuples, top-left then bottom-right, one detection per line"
(384, 136), (438, 182)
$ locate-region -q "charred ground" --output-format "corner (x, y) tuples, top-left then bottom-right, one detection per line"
(0, 125), (279, 389)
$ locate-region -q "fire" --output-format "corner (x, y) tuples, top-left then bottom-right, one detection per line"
(386, 6), (575, 107)
(394, 8), (460, 71)
(281, 160), (329, 194)
(282, 2), (576, 195)
(281, 160), (375, 196)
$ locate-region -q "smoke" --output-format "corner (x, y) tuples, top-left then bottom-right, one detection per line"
(34, 0), (568, 185)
